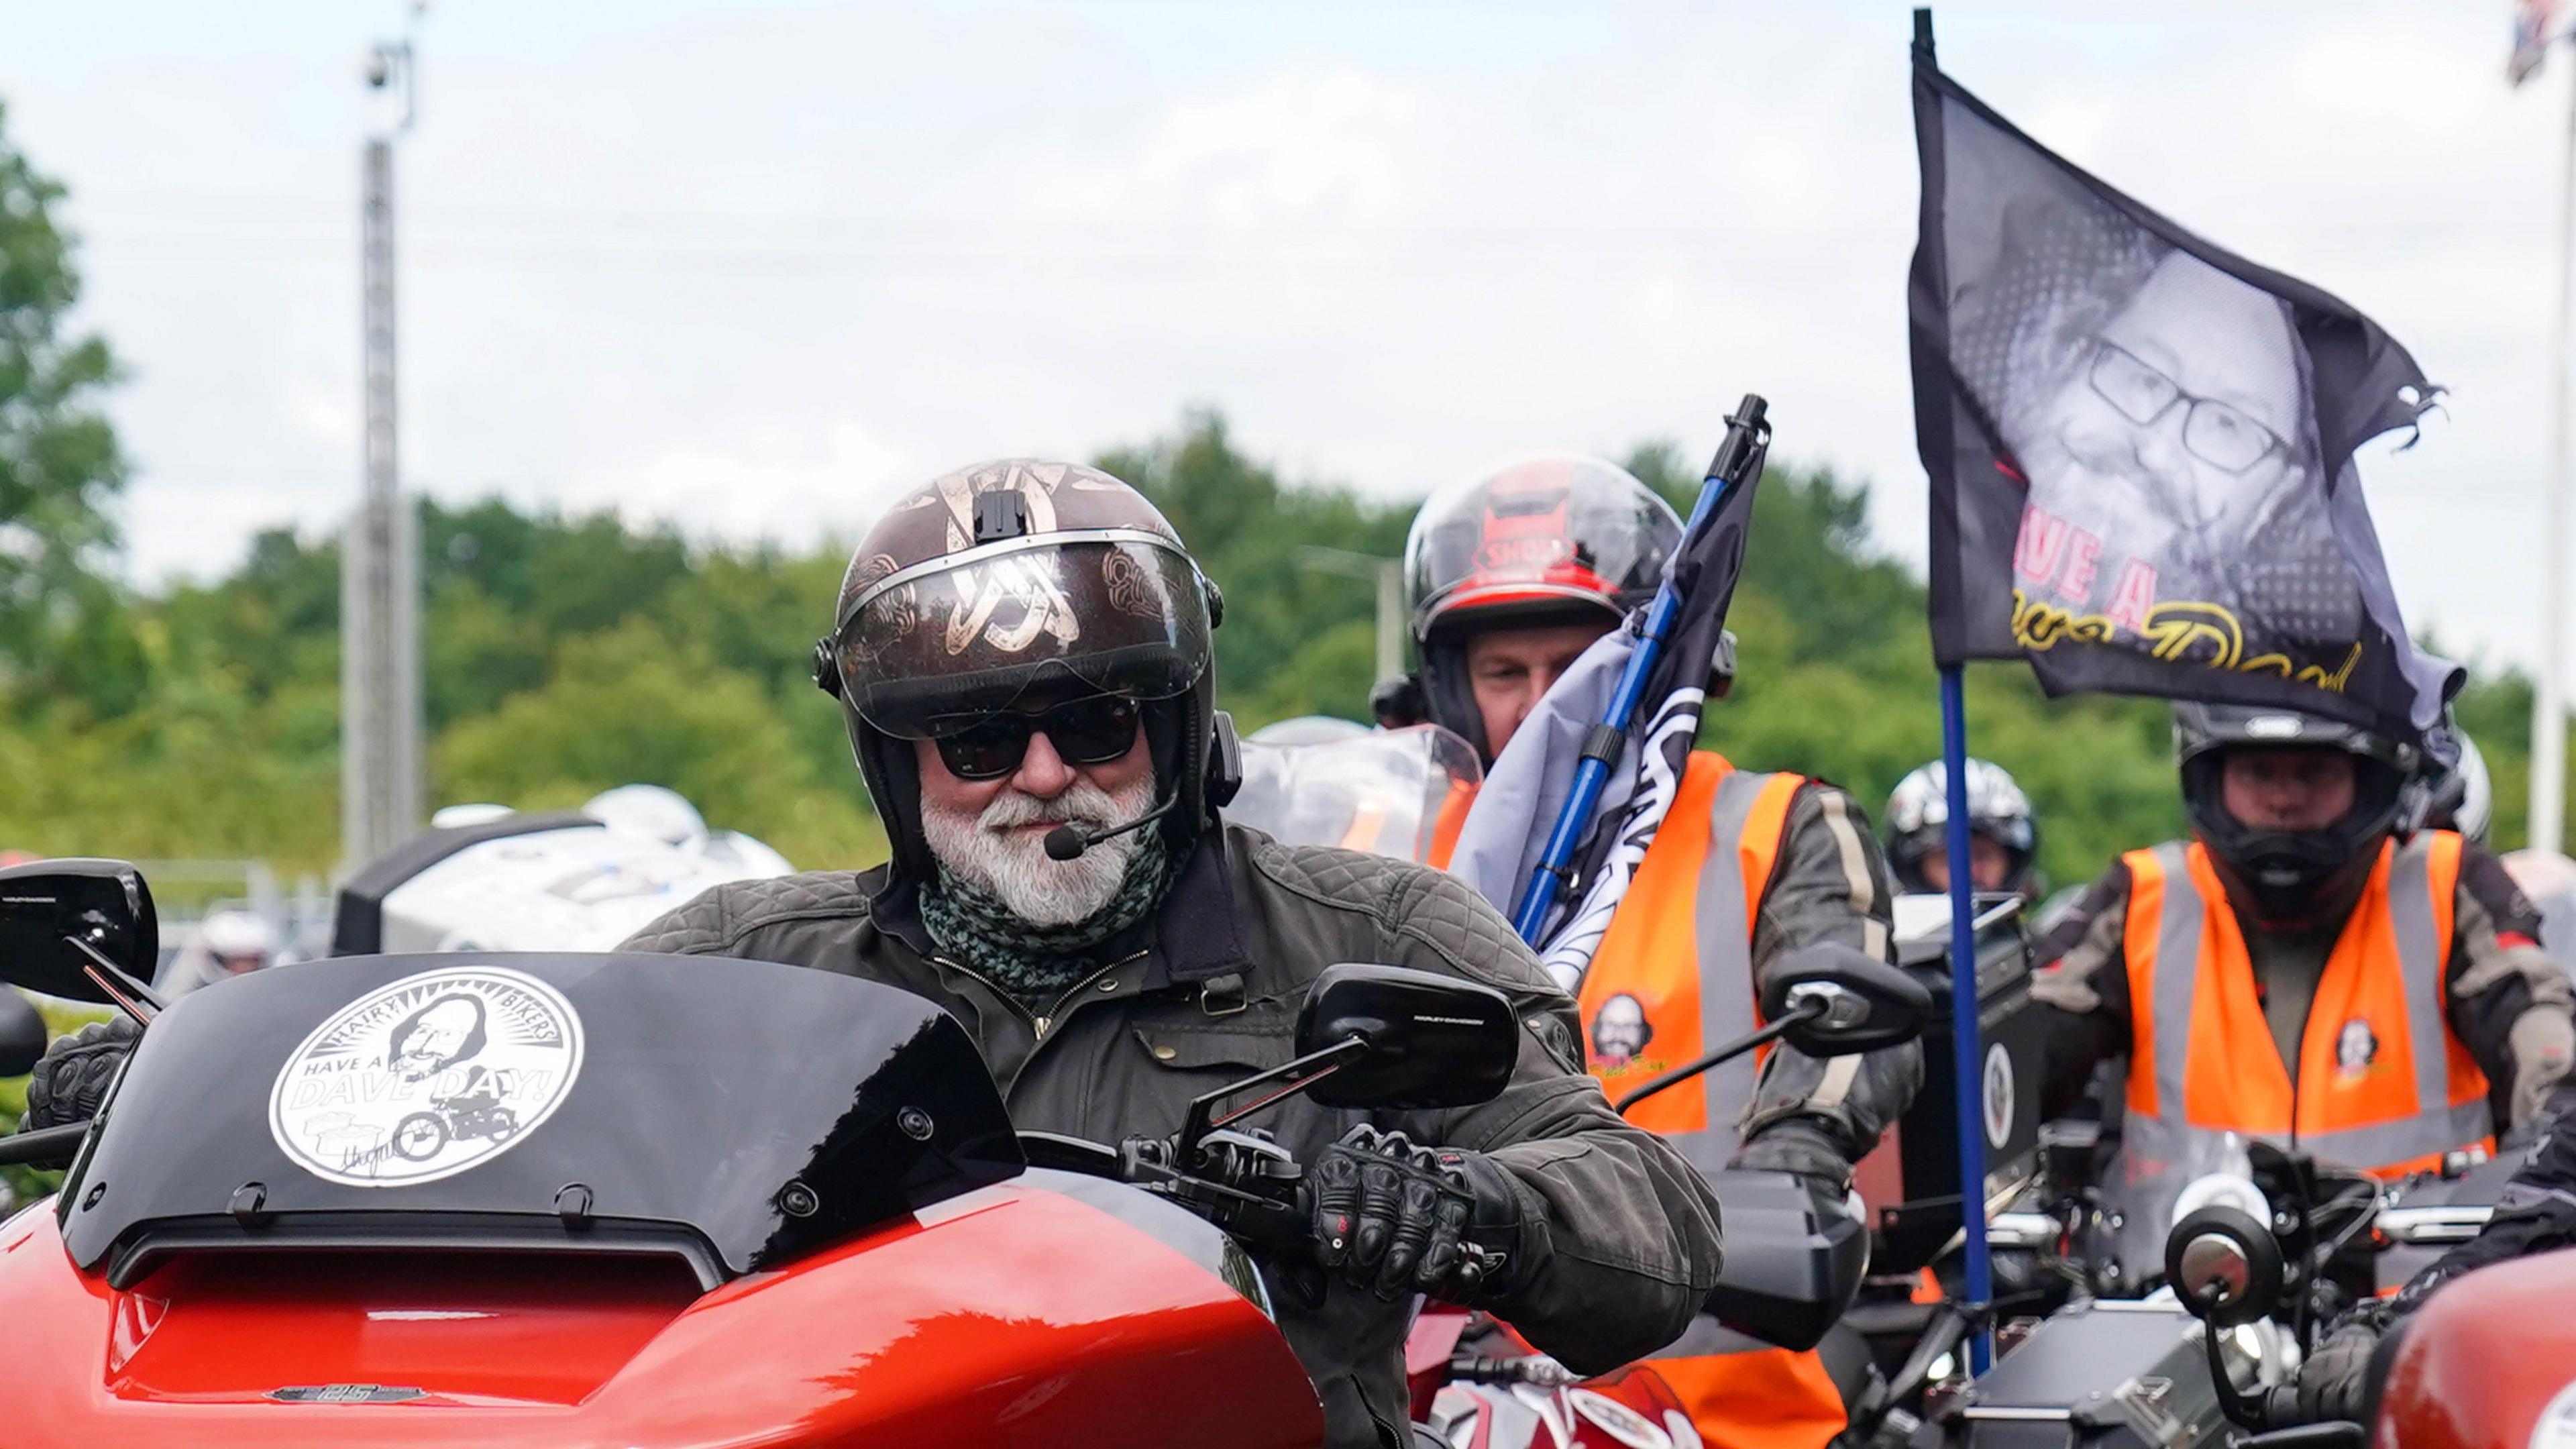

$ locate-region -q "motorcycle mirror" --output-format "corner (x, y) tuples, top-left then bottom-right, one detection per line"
(0, 858), (158, 1006)
(1295, 963), (1517, 1110)
(2165, 1205), (2286, 1328)
(0, 989), (44, 1077)
(1757, 944), (1934, 1057)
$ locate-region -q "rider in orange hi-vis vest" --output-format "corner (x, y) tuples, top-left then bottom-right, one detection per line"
(1391, 456), (1920, 1449)
(2032, 702), (2576, 1276)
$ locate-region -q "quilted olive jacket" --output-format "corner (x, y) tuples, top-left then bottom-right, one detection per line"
(622, 821), (1724, 1449)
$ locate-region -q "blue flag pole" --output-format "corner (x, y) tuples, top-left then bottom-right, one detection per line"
(1509, 395), (1770, 944)
(1939, 664), (1994, 1372)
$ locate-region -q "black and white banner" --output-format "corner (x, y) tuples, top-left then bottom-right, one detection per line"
(1912, 47), (2459, 742)
(1450, 445), (1763, 990)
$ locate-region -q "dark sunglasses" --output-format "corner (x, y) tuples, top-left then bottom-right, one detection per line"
(932, 696), (1142, 782)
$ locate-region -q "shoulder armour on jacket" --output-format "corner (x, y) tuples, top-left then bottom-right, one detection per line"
(1239, 834), (1560, 1002)
(620, 870), (874, 955)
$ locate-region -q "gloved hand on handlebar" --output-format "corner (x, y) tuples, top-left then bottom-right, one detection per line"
(1309, 1125), (1530, 1304)
(2293, 1301), (2394, 1425)
(1729, 1116), (1857, 1222)
(23, 1016), (140, 1132)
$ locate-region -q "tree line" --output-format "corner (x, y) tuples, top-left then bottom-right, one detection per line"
(0, 99), (2553, 904)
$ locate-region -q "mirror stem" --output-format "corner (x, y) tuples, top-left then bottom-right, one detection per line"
(1615, 998), (1825, 1117)
(68, 934), (162, 1023)
(1176, 1036), (1373, 1163)
(2202, 1316), (2269, 1431)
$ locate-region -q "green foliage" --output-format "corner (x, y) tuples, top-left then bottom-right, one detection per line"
(0, 401), (2555, 906)
(1102, 409), (1413, 729)
(0, 101), (129, 713)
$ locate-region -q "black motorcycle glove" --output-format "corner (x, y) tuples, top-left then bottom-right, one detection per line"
(1309, 1125), (1529, 1304)
(2294, 1304), (2392, 1425)
(1731, 1117), (1858, 1221)
(22, 1016), (141, 1132)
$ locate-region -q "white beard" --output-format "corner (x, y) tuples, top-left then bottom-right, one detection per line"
(920, 772), (1157, 927)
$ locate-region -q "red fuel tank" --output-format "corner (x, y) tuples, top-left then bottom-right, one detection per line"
(0, 1178), (1326, 1449)
(2377, 1245), (2576, 1449)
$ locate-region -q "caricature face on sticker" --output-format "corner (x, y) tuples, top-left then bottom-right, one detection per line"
(269, 966), (584, 1187)
(388, 994), (487, 1081)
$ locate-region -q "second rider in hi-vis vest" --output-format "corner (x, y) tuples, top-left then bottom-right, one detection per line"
(1385, 456), (1921, 1449)
(2033, 702), (2576, 1275)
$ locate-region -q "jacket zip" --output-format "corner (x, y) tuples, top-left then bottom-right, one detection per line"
(928, 949), (1144, 1045)
(1036, 951), (1150, 1040)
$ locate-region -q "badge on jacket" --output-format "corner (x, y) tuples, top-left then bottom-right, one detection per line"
(2334, 1018), (2379, 1081)
(1590, 993), (1654, 1069)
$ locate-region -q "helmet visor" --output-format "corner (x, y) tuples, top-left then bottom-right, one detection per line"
(1405, 458), (1681, 641)
(835, 533), (1212, 739)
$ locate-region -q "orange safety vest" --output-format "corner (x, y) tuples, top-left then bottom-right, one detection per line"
(1579, 753), (1804, 1169)
(1573, 751), (1847, 1449)
(1424, 780), (1477, 872)
(2113, 835), (2494, 1264)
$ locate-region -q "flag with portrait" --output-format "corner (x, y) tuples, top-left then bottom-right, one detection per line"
(1911, 50), (2460, 743)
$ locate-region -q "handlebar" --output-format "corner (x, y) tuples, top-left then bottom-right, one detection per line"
(2237, 1386), (2363, 1449)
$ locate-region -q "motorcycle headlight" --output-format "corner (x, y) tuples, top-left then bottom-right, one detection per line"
(2172, 1172), (2272, 1233)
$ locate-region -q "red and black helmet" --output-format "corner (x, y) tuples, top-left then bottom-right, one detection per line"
(816, 459), (1230, 885)
(1400, 455), (1681, 757)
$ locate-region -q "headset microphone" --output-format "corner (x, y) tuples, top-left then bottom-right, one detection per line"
(1044, 791), (1180, 862)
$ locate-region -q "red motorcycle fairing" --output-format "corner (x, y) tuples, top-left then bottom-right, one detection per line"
(2376, 1244), (2576, 1449)
(2, 1175), (1326, 1448)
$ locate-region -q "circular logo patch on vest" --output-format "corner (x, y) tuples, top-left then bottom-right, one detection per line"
(1590, 992), (1654, 1069)
(268, 966), (585, 1187)
(1983, 1041), (2016, 1149)
(2335, 1018), (2380, 1080)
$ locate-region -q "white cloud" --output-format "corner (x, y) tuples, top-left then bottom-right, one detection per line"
(1, 0), (2567, 687)
(564, 421), (913, 541)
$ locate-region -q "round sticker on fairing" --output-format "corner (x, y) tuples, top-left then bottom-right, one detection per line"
(268, 965), (586, 1187)
(1983, 1041), (2015, 1150)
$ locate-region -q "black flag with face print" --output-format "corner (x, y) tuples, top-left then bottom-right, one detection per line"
(1910, 42), (2459, 743)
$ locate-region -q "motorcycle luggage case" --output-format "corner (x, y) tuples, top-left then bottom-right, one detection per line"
(1943, 1300), (2229, 1449)
(1873, 892), (2046, 1273)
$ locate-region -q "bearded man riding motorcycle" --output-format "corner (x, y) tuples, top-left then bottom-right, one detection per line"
(365, 458), (1690, 1449)
(1379, 456), (1919, 1449)
(2032, 702), (2576, 1275)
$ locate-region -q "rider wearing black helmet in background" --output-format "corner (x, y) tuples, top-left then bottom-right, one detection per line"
(2030, 702), (2575, 1277)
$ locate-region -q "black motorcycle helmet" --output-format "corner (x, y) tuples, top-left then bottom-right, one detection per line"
(812, 459), (1235, 890)
(2173, 701), (2415, 928)
(1397, 455), (1683, 762)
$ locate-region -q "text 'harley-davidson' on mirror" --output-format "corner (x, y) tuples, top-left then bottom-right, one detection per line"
(1291, 963), (1517, 1110)
(1168, 963), (1521, 1163)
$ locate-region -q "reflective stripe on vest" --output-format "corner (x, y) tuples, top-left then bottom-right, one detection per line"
(1576, 753), (1805, 1178)
(2125, 833), (2490, 1173)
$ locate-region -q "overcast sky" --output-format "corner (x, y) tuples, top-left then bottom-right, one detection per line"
(5, 1), (2567, 678)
